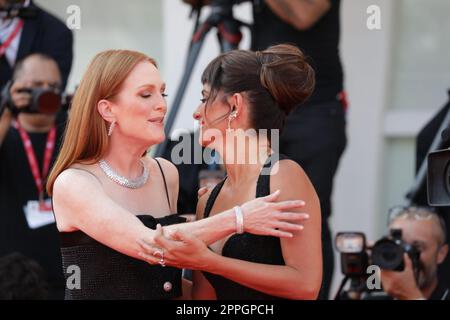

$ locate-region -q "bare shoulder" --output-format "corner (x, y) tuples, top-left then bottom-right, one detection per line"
(53, 166), (102, 201)
(147, 156), (179, 211)
(271, 159), (318, 201)
(52, 166), (103, 231)
(272, 159), (308, 183)
(152, 157), (179, 185)
(153, 156), (178, 171)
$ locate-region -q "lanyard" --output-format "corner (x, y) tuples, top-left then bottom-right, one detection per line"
(0, 19), (24, 58)
(13, 120), (56, 201)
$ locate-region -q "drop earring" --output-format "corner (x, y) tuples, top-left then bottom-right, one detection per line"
(227, 111), (237, 132)
(108, 120), (116, 136)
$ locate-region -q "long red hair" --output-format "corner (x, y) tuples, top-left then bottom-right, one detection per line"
(46, 50), (156, 196)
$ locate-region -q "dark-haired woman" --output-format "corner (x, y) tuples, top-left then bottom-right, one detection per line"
(139, 44), (322, 300)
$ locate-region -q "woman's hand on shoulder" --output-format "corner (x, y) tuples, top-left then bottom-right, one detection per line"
(269, 158), (321, 240)
(271, 159), (320, 213)
(239, 189), (309, 238)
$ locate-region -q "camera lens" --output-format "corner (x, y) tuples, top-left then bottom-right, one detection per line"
(36, 90), (61, 114)
(371, 239), (404, 270)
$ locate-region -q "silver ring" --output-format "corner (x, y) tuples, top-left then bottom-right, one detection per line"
(158, 250), (165, 267)
(153, 249), (163, 259)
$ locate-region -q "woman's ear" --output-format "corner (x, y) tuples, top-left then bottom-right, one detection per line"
(97, 99), (115, 123)
(229, 93), (245, 118)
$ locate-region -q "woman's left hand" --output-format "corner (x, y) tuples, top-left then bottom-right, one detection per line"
(137, 224), (213, 270)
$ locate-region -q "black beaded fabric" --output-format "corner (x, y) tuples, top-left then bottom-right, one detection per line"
(60, 214), (185, 300)
(58, 159), (185, 300)
(202, 153), (289, 300)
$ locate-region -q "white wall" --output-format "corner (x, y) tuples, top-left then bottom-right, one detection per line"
(36, 0), (164, 93)
(330, 0), (395, 289)
(326, 0), (395, 294)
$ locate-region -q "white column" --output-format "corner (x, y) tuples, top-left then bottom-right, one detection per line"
(330, 0), (396, 295)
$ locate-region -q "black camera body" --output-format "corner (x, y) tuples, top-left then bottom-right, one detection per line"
(0, 81), (64, 117)
(428, 148), (450, 206)
(421, 89), (450, 206)
(372, 229), (421, 272)
(337, 229), (421, 275)
(335, 229), (421, 300)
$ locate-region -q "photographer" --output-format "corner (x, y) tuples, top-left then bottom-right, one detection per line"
(381, 206), (449, 300)
(0, 53), (67, 299)
(0, 0), (73, 90)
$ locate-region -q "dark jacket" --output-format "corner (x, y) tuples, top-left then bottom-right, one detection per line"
(0, 0), (73, 90)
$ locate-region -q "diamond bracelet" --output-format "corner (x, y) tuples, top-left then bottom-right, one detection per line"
(234, 206), (244, 234)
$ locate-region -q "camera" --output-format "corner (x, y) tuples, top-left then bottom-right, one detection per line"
(0, 81), (68, 117)
(335, 232), (368, 277)
(428, 147), (450, 206)
(372, 229), (421, 272)
(423, 89), (450, 206)
(334, 229), (421, 299)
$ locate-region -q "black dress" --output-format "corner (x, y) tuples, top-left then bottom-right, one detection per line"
(201, 154), (289, 300)
(58, 159), (185, 300)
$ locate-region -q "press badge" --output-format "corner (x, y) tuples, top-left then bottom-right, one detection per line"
(23, 199), (56, 229)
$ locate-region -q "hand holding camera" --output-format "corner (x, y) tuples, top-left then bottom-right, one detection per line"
(380, 253), (424, 300)
(0, 80), (64, 117)
(335, 228), (422, 300)
(9, 80), (34, 111)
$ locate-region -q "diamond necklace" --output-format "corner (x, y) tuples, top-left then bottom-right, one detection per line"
(98, 158), (149, 189)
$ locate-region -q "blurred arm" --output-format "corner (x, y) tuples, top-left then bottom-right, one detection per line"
(265, 0), (331, 30)
(0, 109), (13, 147)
